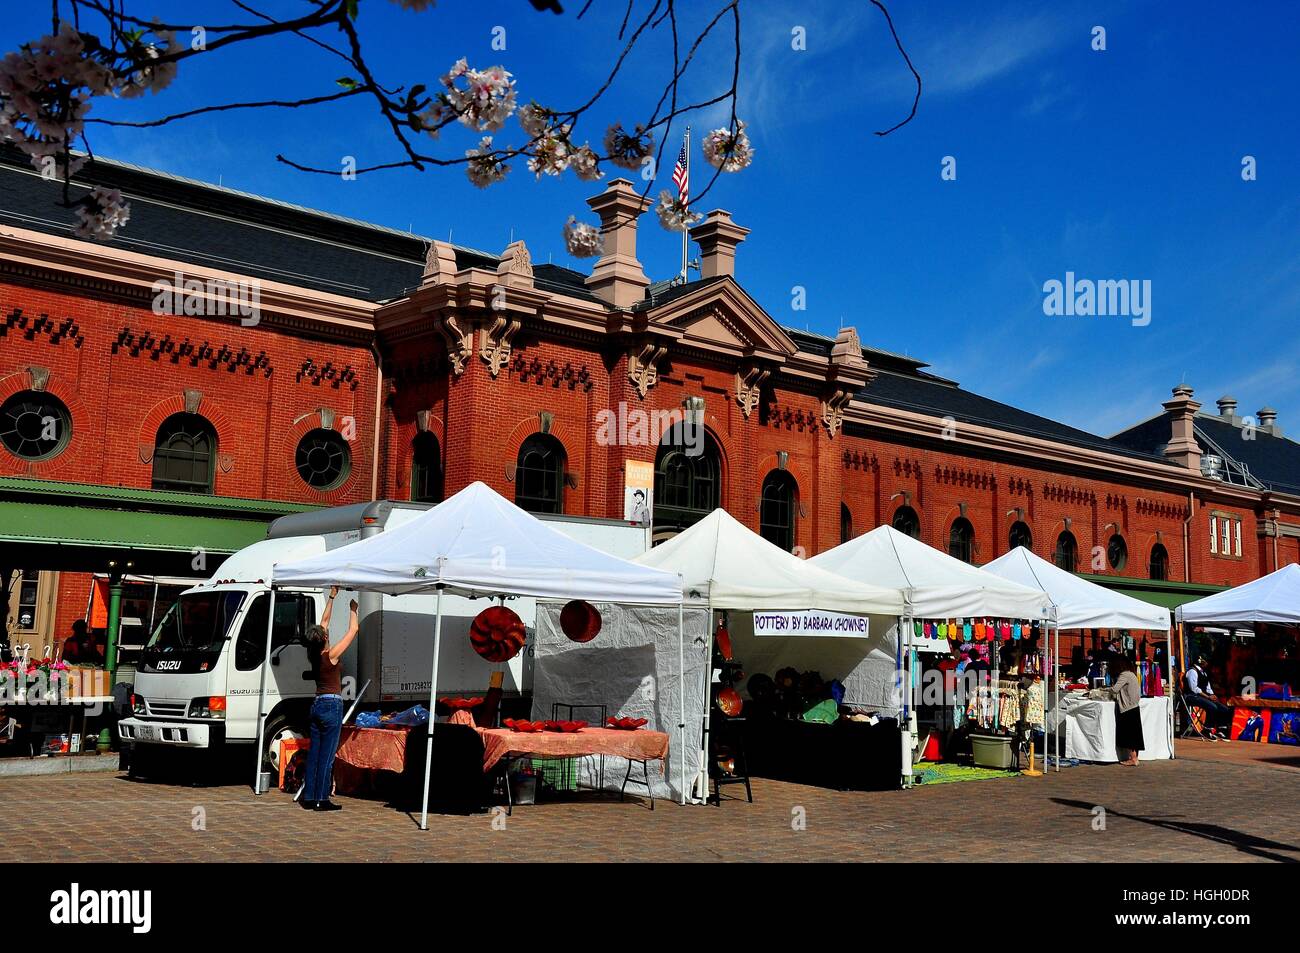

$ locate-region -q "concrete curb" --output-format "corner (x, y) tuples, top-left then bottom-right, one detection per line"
(0, 754), (122, 778)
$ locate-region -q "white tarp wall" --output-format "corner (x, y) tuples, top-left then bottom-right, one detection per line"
(532, 602), (710, 802)
(729, 612), (902, 713)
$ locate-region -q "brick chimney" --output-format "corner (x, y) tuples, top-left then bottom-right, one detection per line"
(689, 210), (749, 280)
(1162, 384), (1203, 471)
(584, 178), (652, 308)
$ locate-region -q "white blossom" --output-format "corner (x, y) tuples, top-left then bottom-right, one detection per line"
(701, 119), (753, 172)
(527, 130), (570, 178)
(603, 123), (654, 170)
(563, 216), (603, 258)
(517, 102), (550, 138)
(440, 59), (516, 132)
(569, 143), (603, 181)
(465, 136), (509, 188)
(654, 189), (701, 232)
(116, 28), (181, 99)
(73, 186), (130, 241)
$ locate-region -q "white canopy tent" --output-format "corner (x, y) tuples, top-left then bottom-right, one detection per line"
(265, 481), (683, 827)
(811, 525), (1052, 621)
(811, 526), (1054, 782)
(634, 509), (906, 798)
(1176, 564), (1300, 625)
(984, 547), (1171, 630)
(984, 545), (1173, 767)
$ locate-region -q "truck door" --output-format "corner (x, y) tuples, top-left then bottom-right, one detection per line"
(225, 592), (316, 741)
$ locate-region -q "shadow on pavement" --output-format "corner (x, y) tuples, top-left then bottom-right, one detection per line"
(1052, 797), (1300, 863)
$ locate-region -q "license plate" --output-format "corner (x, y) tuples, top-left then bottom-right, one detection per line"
(134, 725), (157, 742)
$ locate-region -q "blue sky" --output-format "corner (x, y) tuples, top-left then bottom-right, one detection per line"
(7, 0), (1299, 438)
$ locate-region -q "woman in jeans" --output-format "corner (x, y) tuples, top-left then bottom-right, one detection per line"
(302, 587), (360, 811)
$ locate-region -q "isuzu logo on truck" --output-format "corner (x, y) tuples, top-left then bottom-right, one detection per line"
(156, 660), (181, 670)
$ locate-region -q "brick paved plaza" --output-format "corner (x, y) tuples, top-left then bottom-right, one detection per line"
(4, 747), (1298, 863)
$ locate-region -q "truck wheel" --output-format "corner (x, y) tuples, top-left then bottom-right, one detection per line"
(263, 712), (306, 774)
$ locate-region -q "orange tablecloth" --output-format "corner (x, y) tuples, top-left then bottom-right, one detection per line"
(334, 721), (670, 776)
(336, 725), (410, 773)
(478, 727), (669, 773)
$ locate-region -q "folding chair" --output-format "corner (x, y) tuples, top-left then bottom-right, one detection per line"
(1177, 693), (1209, 739)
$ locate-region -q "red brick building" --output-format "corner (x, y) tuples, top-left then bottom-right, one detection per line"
(2, 152), (1298, 653)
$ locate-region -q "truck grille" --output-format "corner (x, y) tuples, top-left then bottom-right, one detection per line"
(145, 700), (187, 718)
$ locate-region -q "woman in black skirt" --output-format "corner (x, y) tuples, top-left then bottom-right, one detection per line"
(1111, 656), (1144, 766)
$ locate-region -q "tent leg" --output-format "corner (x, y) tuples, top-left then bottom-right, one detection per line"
(1175, 624), (1185, 759)
(1053, 622), (1060, 772)
(696, 613), (715, 802)
(252, 586), (278, 794)
(419, 587), (445, 831)
(899, 612), (912, 789)
(677, 599), (685, 807)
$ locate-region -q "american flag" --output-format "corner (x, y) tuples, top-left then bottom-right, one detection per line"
(671, 139), (689, 204)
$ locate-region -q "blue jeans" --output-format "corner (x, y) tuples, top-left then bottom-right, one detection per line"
(303, 694), (343, 802)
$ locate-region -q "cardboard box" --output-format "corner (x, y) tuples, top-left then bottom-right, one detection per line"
(65, 667), (111, 699)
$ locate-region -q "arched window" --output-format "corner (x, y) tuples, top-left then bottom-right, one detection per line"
(1054, 531), (1079, 572)
(653, 424), (720, 538)
(410, 431), (443, 504)
(892, 505), (921, 539)
(515, 433), (565, 514)
(841, 503), (853, 544)
(759, 470), (798, 552)
(152, 412), (216, 493)
(948, 517), (975, 563)
(1107, 534), (1128, 572)
(0, 390), (71, 461)
(295, 428), (351, 490)
(1008, 521), (1032, 552)
(1149, 544), (1169, 581)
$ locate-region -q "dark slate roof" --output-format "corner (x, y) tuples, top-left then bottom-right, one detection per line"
(1112, 413), (1300, 495)
(0, 148), (436, 302)
(534, 262), (602, 303)
(858, 369), (1172, 463)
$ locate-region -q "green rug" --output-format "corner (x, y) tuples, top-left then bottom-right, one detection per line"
(913, 761), (1019, 784)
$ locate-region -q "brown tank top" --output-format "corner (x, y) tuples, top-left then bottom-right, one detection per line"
(316, 649), (341, 696)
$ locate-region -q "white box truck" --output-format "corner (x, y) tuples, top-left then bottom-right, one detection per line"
(118, 500), (649, 774)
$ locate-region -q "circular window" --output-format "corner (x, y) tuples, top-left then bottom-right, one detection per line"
(295, 428), (351, 490)
(0, 391), (71, 461)
(1107, 534), (1128, 572)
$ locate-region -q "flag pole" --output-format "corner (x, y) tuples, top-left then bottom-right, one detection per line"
(680, 125), (690, 282)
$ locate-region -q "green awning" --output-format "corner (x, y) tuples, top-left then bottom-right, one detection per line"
(1, 499), (270, 553)
(0, 477), (318, 574)
(1077, 572), (1227, 611)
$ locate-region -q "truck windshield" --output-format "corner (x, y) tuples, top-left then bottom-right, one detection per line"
(141, 591), (247, 673)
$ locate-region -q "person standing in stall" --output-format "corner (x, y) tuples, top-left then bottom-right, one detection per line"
(1110, 656), (1144, 766)
(301, 586), (360, 812)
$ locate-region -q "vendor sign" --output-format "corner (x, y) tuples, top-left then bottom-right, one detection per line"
(752, 610), (869, 638)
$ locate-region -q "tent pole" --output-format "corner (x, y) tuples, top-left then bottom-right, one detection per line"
(696, 605), (715, 802)
(677, 597), (686, 807)
(1170, 622), (1180, 759)
(419, 585), (445, 831)
(899, 610), (912, 789)
(1054, 620), (1060, 772)
(252, 584), (278, 794)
